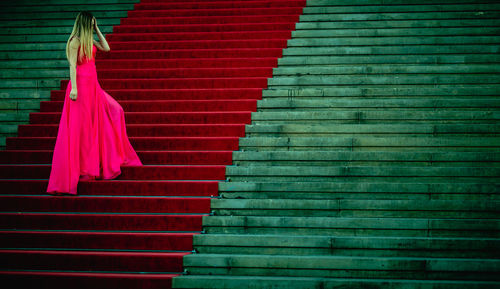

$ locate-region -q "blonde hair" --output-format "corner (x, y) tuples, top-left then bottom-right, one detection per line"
(66, 11), (94, 63)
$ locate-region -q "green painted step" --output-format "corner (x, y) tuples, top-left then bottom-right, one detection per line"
(0, 0), (137, 6)
(267, 75), (500, 87)
(0, 11), (129, 21)
(182, 253), (500, 279)
(287, 36), (500, 47)
(231, 151), (500, 166)
(202, 216), (500, 238)
(238, 136), (500, 151)
(0, 18), (120, 28)
(262, 87), (500, 97)
(1, 25), (114, 35)
(0, 60), (70, 69)
(219, 181), (498, 200)
(211, 199), (500, 218)
(300, 11), (500, 22)
(281, 45), (500, 56)
(295, 19), (500, 29)
(302, 4), (500, 14)
(1, 29), (115, 43)
(277, 54), (500, 65)
(304, 0), (500, 5)
(173, 275), (500, 289)
(0, 4), (136, 13)
(273, 64), (500, 75)
(0, 69), (68, 79)
(192, 235), (500, 258)
(0, 79), (60, 89)
(250, 110), (500, 124)
(225, 165), (499, 178)
(243, 123), (500, 136)
(292, 27), (500, 38)
(256, 97), (500, 109)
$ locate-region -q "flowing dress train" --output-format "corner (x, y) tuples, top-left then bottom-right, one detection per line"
(47, 44), (142, 195)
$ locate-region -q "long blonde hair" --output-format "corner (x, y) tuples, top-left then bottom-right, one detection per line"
(66, 11), (94, 63)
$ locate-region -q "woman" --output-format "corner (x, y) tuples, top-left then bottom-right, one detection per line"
(47, 11), (142, 195)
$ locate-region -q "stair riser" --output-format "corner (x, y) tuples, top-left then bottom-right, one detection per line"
(0, 196), (211, 213)
(41, 100), (257, 113)
(184, 266), (499, 281)
(121, 15), (300, 25)
(128, 8), (303, 18)
(0, 180), (219, 196)
(0, 165), (226, 180)
(0, 151), (234, 165)
(17, 124), (247, 138)
(0, 250), (186, 272)
(106, 31), (292, 42)
(0, 213), (203, 231)
(0, 232), (195, 251)
(51, 88), (263, 101)
(6, 137), (240, 150)
(0, 272), (174, 289)
(59, 78), (268, 90)
(133, 1), (306, 11)
(113, 23), (297, 33)
(30, 112), (252, 124)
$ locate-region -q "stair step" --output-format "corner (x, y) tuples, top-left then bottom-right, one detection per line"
(0, 164), (227, 180)
(0, 179), (219, 196)
(50, 88), (263, 101)
(192, 235), (500, 258)
(30, 111), (252, 124)
(202, 216), (500, 237)
(133, 1), (305, 11)
(277, 54), (500, 66)
(287, 36), (500, 47)
(211, 199), (500, 218)
(128, 8), (303, 18)
(219, 181), (499, 200)
(106, 31), (292, 42)
(17, 124), (247, 137)
(0, 150), (234, 165)
(6, 136), (240, 150)
(182, 253), (500, 280)
(1, 58), (278, 69)
(172, 275), (500, 289)
(262, 87), (500, 97)
(0, 231), (195, 251)
(0, 196), (211, 213)
(243, 123), (500, 136)
(41, 100), (257, 112)
(113, 23), (297, 33)
(238, 136), (500, 152)
(302, 4), (500, 14)
(0, 212), (204, 231)
(0, 249), (188, 272)
(0, 271), (176, 289)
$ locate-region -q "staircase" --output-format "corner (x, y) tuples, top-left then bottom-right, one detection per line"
(0, 0), (138, 149)
(0, 0), (304, 288)
(173, 0), (500, 288)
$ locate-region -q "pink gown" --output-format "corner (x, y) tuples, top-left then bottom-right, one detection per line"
(47, 43), (142, 195)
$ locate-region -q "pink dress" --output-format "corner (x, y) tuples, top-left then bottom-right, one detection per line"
(47, 43), (142, 195)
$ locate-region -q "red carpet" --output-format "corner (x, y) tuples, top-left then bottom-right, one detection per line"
(0, 0), (305, 288)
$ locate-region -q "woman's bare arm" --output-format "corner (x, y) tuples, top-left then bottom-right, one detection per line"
(93, 17), (110, 52)
(68, 37), (79, 101)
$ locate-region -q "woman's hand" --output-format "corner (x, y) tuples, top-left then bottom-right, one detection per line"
(93, 17), (97, 30)
(70, 88), (77, 101)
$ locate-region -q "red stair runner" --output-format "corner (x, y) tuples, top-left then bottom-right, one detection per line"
(0, 0), (305, 288)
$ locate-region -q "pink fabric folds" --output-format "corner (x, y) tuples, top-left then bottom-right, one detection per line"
(47, 45), (142, 195)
